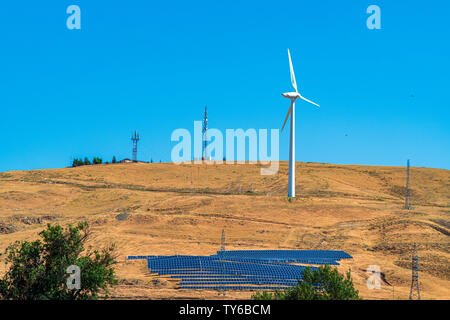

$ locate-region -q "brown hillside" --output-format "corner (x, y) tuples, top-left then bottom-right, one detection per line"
(0, 162), (448, 300)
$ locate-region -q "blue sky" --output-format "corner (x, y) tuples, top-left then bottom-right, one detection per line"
(0, 0), (449, 172)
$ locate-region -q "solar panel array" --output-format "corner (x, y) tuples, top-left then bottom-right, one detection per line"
(127, 250), (352, 290)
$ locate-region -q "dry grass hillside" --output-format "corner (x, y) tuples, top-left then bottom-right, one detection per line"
(0, 161), (448, 300)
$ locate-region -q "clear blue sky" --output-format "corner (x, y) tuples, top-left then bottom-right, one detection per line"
(1, 0), (449, 172)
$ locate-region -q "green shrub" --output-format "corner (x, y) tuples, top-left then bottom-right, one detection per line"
(252, 265), (360, 300)
(0, 222), (117, 300)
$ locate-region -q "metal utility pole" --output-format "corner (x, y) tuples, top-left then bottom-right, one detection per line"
(409, 243), (421, 300)
(220, 229), (226, 252)
(405, 159), (412, 210)
(205, 164), (208, 190)
(131, 131), (140, 162)
(190, 168), (194, 195)
(218, 229), (226, 296)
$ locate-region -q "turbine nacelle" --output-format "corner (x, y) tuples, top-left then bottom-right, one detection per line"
(281, 92), (300, 100)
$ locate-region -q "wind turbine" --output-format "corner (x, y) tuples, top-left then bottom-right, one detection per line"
(281, 49), (320, 198)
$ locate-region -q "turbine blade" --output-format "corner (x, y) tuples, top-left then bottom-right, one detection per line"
(281, 104), (292, 131)
(288, 49), (298, 93)
(300, 95), (320, 107)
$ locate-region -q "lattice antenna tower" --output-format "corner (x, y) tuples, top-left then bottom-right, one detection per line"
(405, 159), (412, 210)
(202, 105), (208, 160)
(409, 243), (421, 300)
(131, 130), (140, 162)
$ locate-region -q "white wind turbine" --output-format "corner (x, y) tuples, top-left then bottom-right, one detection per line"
(281, 49), (320, 198)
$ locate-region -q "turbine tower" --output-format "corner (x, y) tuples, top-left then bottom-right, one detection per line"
(281, 49), (320, 198)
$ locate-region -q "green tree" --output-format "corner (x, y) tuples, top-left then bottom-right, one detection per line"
(72, 158), (84, 167)
(83, 157), (91, 166)
(252, 265), (360, 300)
(0, 222), (117, 300)
(112, 156), (117, 164)
(93, 157), (102, 165)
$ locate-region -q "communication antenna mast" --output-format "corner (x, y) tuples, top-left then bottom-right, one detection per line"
(409, 243), (421, 300)
(405, 159), (412, 210)
(202, 106), (208, 161)
(131, 131), (140, 162)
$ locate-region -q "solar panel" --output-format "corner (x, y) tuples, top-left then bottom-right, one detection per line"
(128, 249), (352, 290)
